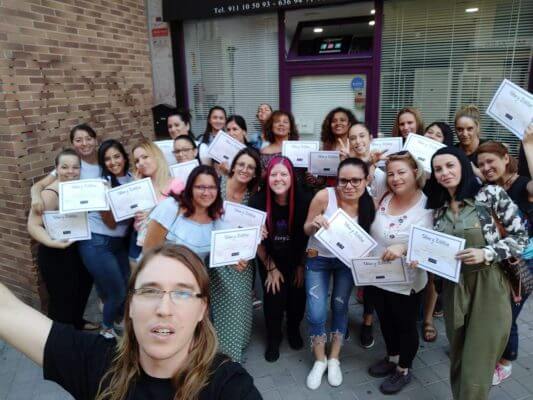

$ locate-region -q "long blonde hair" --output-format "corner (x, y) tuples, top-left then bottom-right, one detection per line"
(95, 244), (220, 400)
(131, 140), (171, 196)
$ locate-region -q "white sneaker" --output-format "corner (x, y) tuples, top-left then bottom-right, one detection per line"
(492, 363), (512, 385)
(306, 358), (327, 390)
(327, 358), (343, 387)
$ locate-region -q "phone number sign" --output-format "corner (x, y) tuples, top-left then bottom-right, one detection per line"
(164, 0), (353, 21)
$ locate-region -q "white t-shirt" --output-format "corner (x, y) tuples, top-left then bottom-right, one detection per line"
(369, 191), (433, 295)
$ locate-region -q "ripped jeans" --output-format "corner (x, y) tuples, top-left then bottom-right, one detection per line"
(305, 256), (354, 344)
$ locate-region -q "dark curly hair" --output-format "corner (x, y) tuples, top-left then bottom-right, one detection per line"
(264, 110), (299, 143)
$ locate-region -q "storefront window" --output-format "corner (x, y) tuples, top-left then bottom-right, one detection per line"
(183, 14), (279, 139)
(379, 0), (532, 151)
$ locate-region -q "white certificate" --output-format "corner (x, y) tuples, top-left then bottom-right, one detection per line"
(42, 211), (91, 241)
(407, 225), (465, 283)
(209, 227), (260, 268)
(315, 209), (377, 268)
(106, 178), (157, 222)
(169, 159), (199, 184)
(308, 151), (340, 176)
(59, 179), (109, 214)
(222, 201), (266, 229)
(369, 137), (403, 158)
(282, 140), (320, 168)
(154, 140), (176, 166)
(350, 257), (411, 286)
(206, 132), (246, 164)
(403, 133), (446, 172)
(486, 79), (533, 140)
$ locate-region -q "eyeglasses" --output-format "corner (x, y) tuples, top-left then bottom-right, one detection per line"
(193, 185), (218, 192)
(172, 148), (194, 155)
(235, 161), (255, 172)
(337, 178), (364, 188)
(132, 287), (203, 305)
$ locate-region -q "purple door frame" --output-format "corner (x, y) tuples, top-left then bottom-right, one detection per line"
(278, 0), (383, 137)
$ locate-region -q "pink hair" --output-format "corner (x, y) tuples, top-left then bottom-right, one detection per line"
(265, 156), (296, 237)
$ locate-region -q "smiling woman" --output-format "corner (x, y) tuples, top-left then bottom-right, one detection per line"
(0, 244), (262, 400)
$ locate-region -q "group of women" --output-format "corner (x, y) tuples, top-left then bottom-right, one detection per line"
(17, 102), (533, 400)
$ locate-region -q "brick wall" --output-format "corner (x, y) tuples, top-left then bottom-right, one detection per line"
(0, 0), (155, 306)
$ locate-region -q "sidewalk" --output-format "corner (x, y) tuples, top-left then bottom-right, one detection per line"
(2, 292), (533, 399)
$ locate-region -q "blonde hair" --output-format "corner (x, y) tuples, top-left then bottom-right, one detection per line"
(454, 104), (481, 130)
(385, 151), (426, 191)
(131, 140), (170, 196)
(95, 244), (220, 400)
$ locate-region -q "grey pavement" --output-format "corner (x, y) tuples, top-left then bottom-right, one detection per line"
(3, 290), (533, 400)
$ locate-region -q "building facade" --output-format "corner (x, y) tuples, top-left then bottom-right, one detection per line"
(0, 0), (155, 305)
(162, 0), (532, 150)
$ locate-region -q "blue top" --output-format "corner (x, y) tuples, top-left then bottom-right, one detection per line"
(89, 174), (133, 237)
(150, 197), (223, 261)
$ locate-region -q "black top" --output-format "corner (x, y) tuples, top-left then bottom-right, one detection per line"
(249, 189), (311, 269)
(43, 323), (262, 400)
(518, 144), (531, 179)
(506, 176), (533, 237)
(455, 138), (488, 166)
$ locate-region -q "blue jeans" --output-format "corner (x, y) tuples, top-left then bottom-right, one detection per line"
(78, 233), (130, 328)
(305, 256), (354, 341)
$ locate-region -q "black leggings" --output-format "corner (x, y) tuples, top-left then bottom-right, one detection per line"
(38, 244), (93, 329)
(366, 286), (421, 369)
(257, 258), (306, 345)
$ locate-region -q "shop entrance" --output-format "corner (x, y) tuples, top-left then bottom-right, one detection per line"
(279, 2), (380, 139)
(287, 69), (371, 140)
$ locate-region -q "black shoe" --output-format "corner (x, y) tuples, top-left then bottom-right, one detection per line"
(360, 324), (375, 349)
(288, 328), (303, 350)
(368, 358), (397, 378)
(379, 370), (412, 394)
(265, 342), (280, 362)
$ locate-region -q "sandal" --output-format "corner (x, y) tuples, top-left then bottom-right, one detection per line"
(422, 323), (437, 342)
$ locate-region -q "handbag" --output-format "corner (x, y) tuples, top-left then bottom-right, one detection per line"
(489, 209), (533, 303)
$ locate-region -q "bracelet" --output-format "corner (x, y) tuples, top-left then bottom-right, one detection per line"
(267, 267), (277, 272)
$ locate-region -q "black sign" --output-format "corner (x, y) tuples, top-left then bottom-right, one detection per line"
(163, 0), (354, 21)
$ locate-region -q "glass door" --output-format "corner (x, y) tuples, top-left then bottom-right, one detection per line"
(290, 72), (369, 140)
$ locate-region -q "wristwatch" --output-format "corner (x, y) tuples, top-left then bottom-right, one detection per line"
(483, 248), (494, 265)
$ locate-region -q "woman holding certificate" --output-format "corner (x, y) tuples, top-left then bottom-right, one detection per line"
(211, 148), (261, 362)
(303, 157), (376, 390)
(0, 244), (262, 400)
(304, 108), (357, 190)
(27, 149), (93, 330)
(391, 107), (424, 141)
(249, 156), (311, 362)
(77, 140), (133, 339)
(30, 123), (102, 214)
(143, 165), (223, 259)
(131, 141), (183, 252)
(424, 146), (528, 399)
(339, 122), (388, 201)
(198, 106), (227, 166)
(366, 151), (432, 395)
(477, 141), (533, 385)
